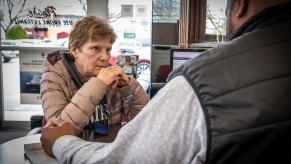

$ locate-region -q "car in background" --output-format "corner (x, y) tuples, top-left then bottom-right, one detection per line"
(109, 48), (151, 76)
(110, 39), (151, 76)
(1, 41), (19, 63)
(1, 50), (18, 63)
(3, 39), (59, 48)
(136, 59), (151, 76)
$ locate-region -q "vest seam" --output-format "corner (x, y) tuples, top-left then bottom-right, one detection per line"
(181, 74), (212, 164)
(206, 73), (291, 102)
(212, 119), (291, 137)
(189, 39), (290, 73)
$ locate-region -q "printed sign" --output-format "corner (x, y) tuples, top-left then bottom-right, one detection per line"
(19, 50), (46, 104)
(1, 0), (87, 40)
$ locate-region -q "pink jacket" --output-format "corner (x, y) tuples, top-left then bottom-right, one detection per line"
(40, 51), (150, 133)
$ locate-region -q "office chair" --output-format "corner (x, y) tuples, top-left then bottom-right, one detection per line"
(155, 64), (171, 82)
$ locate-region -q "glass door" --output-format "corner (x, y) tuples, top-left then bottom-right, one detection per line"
(0, 0), (86, 125)
(108, 0), (152, 91)
(0, 0), (152, 125)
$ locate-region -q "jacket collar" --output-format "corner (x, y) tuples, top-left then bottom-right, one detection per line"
(231, 2), (291, 40)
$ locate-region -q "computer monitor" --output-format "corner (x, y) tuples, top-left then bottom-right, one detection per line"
(170, 49), (205, 71)
(150, 48), (206, 98)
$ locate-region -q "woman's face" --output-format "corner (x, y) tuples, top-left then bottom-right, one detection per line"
(72, 37), (112, 79)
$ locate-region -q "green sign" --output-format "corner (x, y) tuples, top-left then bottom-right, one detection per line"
(124, 32), (136, 39)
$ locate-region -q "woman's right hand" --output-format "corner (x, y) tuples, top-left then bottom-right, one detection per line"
(97, 65), (123, 86)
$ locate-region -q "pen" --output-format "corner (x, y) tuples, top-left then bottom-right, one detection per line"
(125, 82), (135, 95)
(120, 78), (135, 95)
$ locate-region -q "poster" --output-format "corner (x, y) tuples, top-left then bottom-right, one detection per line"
(2, 0), (87, 40)
(20, 50), (46, 104)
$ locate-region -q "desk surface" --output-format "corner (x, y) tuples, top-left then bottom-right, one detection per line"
(0, 134), (40, 164)
(0, 124), (121, 164)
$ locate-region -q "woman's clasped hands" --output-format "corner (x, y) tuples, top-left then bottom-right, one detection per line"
(97, 65), (129, 88)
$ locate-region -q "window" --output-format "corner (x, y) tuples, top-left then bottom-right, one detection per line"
(151, 0), (180, 87)
(0, 0), (86, 123)
(141, 20), (149, 26)
(205, 0), (227, 42)
(152, 0), (179, 23)
(121, 5), (133, 17)
(109, 0), (152, 89)
(152, 0), (179, 45)
(136, 5), (147, 17)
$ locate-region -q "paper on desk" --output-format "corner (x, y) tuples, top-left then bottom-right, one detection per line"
(24, 142), (58, 164)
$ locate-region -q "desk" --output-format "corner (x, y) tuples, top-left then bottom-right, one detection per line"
(0, 124), (121, 164)
(0, 134), (40, 164)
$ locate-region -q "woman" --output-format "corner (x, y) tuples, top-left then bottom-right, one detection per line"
(40, 16), (149, 134)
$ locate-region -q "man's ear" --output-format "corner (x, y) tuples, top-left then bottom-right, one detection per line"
(234, 0), (248, 17)
(70, 47), (78, 59)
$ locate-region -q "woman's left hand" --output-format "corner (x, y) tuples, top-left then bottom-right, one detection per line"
(106, 66), (129, 88)
(117, 72), (130, 87)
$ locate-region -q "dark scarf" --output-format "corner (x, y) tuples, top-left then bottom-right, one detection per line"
(60, 51), (85, 89)
(231, 1), (291, 40)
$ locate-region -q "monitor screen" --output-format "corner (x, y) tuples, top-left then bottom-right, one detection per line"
(170, 49), (205, 71)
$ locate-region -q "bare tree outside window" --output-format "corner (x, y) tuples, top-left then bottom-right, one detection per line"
(0, 0), (28, 34)
(206, 0), (227, 42)
(76, 0), (87, 13)
(153, 0), (179, 22)
(206, 5), (226, 42)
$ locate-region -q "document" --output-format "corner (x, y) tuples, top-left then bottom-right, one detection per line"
(24, 142), (58, 164)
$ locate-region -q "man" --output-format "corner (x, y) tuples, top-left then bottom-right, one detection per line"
(41, 0), (291, 163)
